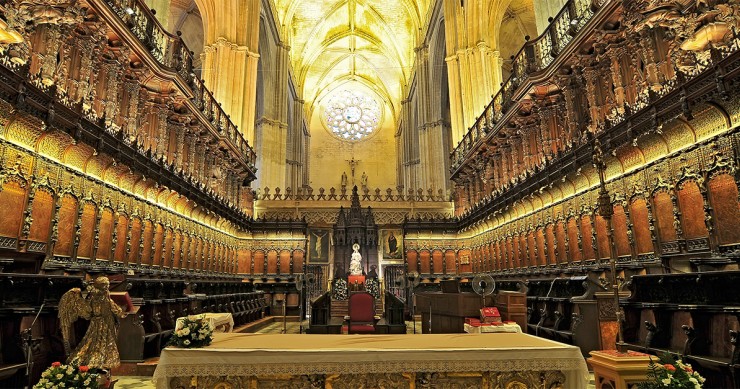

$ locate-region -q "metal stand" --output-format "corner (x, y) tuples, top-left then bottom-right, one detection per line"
(280, 293), (287, 334)
(24, 303), (44, 389)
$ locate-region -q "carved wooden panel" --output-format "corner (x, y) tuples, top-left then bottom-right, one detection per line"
(708, 174), (740, 245)
(54, 195), (77, 257)
(535, 229), (546, 266)
(506, 238), (515, 268)
(613, 205), (631, 258)
(192, 237), (202, 270)
(445, 250), (456, 273)
(266, 250), (278, 274)
(594, 215), (610, 260)
(113, 215), (128, 262)
(141, 221), (154, 265)
(181, 234), (191, 269)
(279, 250), (291, 274)
(0, 181), (24, 239)
(432, 250), (444, 274)
(28, 190), (53, 243)
(519, 234), (528, 267)
(580, 215), (595, 260)
(419, 250), (431, 274)
(238, 249), (251, 274)
(653, 192), (678, 242)
(77, 203), (96, 259)
(172, 231), (182, 268)
(545, 225), (556, 265)
(458, 248), (471, 273)
(677, 182), (709, 239)
(629, 199), (653, 255)
(153, 223), (164, 266)
(555, 222), (567, 263)
(406, 250), (418, 273)
(253, 250), (265, 274)
(527, 232), (537, 266)
(567, 218), (581, 262)
(96, 208), (114, 260)
(128, 218), (142, 264)
(292, 250), (304, 273)
(163, 229), (174, 268)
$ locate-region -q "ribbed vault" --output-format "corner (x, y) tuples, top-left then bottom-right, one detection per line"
(274, 0), (429, 120)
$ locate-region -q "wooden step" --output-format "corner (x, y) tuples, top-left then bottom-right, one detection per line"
(331, 299), (383, 318)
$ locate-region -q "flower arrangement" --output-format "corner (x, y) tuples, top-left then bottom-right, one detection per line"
(34, 362), (101, 389)
(638, 353), (706, 389)
(168, 315), (213, 348)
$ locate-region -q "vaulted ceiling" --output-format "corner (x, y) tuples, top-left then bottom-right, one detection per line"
(273, 0), (429, 120)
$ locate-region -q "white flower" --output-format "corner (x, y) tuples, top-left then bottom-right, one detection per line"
(59, 383), (65, 388)
(83, 378), (91, 386)
(180, 327), (190, 336)
(662, 378), (671, 386)
(183, 339), (190, 346)
(55, 374), (63, 379)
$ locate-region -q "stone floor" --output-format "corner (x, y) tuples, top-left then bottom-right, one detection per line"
(116, 321), (596, 388)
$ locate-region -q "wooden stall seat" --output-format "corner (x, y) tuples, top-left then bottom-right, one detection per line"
(621, 271), (740, 388)
(525, 276), (602, 357)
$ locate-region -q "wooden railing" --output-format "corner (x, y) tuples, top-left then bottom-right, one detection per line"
(100, 0), (257, 171)
(450, 0), (604, 173)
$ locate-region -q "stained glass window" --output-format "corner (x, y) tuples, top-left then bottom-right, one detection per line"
(323, 90), (381, 141)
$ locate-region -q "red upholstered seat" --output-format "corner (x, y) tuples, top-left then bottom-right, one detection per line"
(348, 292), (376, 334)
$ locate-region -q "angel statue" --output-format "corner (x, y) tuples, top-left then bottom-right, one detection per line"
(59, 276), (127, 370)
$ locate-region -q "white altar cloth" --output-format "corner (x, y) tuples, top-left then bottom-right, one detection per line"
(175, 313), (234, 333)
(153, 332), (589, 389)
(464, 322), (522, 333)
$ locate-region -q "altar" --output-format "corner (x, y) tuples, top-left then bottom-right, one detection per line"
(153, 332), (589, 388)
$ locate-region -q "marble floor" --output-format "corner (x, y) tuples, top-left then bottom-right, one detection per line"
(116, 321), (596, 388)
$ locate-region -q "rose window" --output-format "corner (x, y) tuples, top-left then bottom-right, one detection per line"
(323, 90), (381, 141)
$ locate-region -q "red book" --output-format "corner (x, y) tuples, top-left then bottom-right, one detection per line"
(480, 307), (502, 324)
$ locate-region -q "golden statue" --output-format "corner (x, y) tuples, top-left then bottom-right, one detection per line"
(58, 276), (127, 370)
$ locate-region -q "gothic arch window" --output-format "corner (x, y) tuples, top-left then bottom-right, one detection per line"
(323, 90), (382, 141)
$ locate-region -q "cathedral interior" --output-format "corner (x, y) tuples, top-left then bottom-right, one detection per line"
(0, 0), (740, 388)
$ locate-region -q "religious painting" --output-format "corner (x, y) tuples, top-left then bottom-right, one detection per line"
(382, 229), (403, 259)
(308, 229), (330, 263)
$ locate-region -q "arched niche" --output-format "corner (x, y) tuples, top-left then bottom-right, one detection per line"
(140, 219), (155, 266)
(579, 213), (595, 260)
(54, 193), (78, 258)
(432, 249), (444, 274)
(419, 250), (432, 274)
(444, 249), (457, 274)
(292, 250), (304, 274)
(95, 206), (115, 261)
(266, 250), (279, 274)
(707, 172), (740, 246)
(406, 249), (419, 274)
(252, 250), (266, 275)
(279, 249), (292, 274)
(113, 211), (129, 263)
(152, 223), (165, 266)
(629, 196), (654, 256)
(76, 200), (97, 260)
(127, 216), (143, 264)
(27, 186), (55, 245)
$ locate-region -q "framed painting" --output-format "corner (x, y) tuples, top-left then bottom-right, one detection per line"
(382, 229), (403, 259)
(309, 229), (330, 263)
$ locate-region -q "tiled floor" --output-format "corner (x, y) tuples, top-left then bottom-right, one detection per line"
(116, 321), (595, 388)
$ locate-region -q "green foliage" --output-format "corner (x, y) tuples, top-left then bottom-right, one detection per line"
(34, 362), (101, 389)
(637, 353), (706, 389)
(167, 315), (213, 348)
